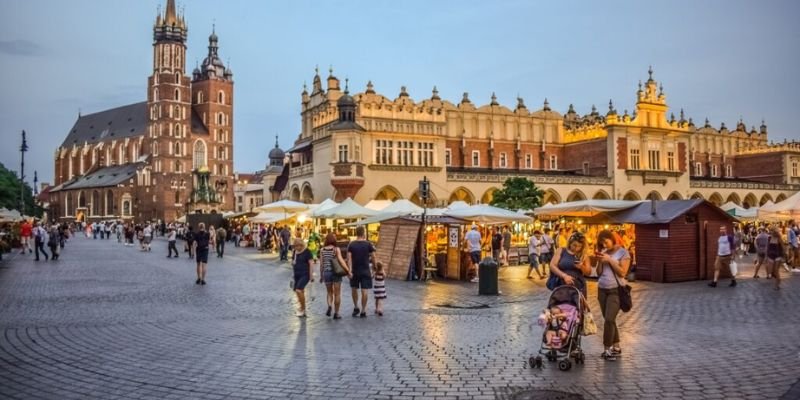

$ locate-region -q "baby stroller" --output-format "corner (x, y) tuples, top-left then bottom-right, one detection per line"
(529, 285), (587, 371)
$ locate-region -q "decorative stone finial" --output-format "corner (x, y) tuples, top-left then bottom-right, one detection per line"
(543, 98), (551, 111)
(366, 80), (374, 94)
(648, 65), (654, 81)
(516, 96), (525, 109)
(431, 86), (440, 100)
(567, 103), (575, 114)
(344, 78), (349, 94)
(462, 92), (470, 103)
(399, 85), (408, 97)
(490, 92), (498, 106)
(704, 118), (711, 128)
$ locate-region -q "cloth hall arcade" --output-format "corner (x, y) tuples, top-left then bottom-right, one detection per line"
(284, 67), (799, 207)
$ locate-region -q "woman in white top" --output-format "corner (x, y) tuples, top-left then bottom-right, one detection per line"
(595, 229), (631, 361)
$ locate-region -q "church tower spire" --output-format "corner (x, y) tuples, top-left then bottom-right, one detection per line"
(153, 0), (187, 73)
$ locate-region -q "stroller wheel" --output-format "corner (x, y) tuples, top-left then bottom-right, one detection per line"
(558, 359), (572, 371)
(528, 356), (536, 369)
(535, 356), (543, 368)
(578, 352), (586, 364)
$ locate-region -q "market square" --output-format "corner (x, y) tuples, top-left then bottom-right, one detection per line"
(2, 0), (800, 399)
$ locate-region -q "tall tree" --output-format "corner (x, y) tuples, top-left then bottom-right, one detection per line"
(490, 177), (544, 211)
(0, 162), (41, 217)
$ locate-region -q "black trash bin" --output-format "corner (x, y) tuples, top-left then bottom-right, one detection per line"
(478, 257), (499, 295)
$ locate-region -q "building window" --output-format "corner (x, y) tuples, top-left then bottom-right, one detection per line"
(153, 88), (159, 101)
(197, 91), (204, 104)
(122, 200), (131, 216)
(174, 141), (181, 156)
(695, 162), (703, 176)
(667, 151), (675, 171)
(375, 140), (393, 165)
(338, 145), (349, 163)
(726, 164), (733, 178)
(417, 142), (434, 167)
(792, 162), (798, 177)
(472, 150), (480, 167)
(630, 149), (641, 170)
(525, 154), (532, 169)
(582, 162), (590, 175)
(499, 152), (507, 168)
(711, 164), (718, 177)
(218, 91), (225, 104)
(174, 89), (180, 102)
(193, 140), (206, 169)
(445, 149), (451, 166)
(549, 155), (558, 170)
(648, 150), (660, 170)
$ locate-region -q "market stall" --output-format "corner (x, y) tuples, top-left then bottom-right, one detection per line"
(758, 191), (800, 221)
(600, 199), (737, 282)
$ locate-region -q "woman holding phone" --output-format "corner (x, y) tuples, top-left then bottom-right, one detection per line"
(549, 231), (592, 296)
(595, 229), (632, 361)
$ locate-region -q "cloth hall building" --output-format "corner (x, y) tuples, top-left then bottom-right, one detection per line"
(284, 67), (799, 208)
(49, 0), (235, 223)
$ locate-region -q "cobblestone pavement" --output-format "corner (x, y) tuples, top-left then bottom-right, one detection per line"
(1, 237), (799, 400)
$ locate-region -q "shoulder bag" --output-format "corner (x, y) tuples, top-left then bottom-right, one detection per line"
(331, 248), (348, 277)
(545, 249), (563, 290)
(613, 270), (633, 312)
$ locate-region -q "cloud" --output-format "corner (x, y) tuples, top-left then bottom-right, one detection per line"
(0, 40), (45, 56)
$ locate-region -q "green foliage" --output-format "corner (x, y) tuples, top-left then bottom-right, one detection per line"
(489, 177), (544, 211)
(0, 162), (42, 217)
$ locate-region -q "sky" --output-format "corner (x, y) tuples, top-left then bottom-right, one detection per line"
(1, 0), (799, 185)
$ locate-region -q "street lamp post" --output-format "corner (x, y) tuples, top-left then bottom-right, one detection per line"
(19, 130), (28, 215)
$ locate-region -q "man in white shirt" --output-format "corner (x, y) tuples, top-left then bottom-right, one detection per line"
(166, 226), (178, 258)
(527, 230), (545, 280)
(464, 225), (482, 283)
(143, 224), (153, 252)
(33, 223), (49, 261)
(709, 225), (736, 288)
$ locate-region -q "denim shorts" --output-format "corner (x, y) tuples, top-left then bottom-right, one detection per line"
(323, 270), (342, 284)
(349, 274), (373, 289)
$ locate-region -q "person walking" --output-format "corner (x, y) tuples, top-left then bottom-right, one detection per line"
(279, 225), (291, 261)
(373, 261), (387, 316)
(766, 228), (785, 290)
(549, 232), (592, 297)
(319, 232), (351, 319)
(527, 230), (545, 279)
(208, 225), (217, 258)
(708, 225), (736, 288)
(491, 227), (503, 263)
(292, 238), (314, 317)
(502, 225), (512, 266)
(48, 225), (62, 261)
(215, 225), (227, 258)
(464, 225), (482, 283)
(19, 219), (32, 254)
(787, 222), (799, 272)
(348, 226), (377, 318)
(33, 222), (49, 261)
(184, 226), (195, 259)
(539, 228), (555, 277)
(193, 223), (211, 285)
(166, 226), (179, 258)
(753, 228), (770, 278)
(595, 230), (632, 361)
(142, 223), (153, 252)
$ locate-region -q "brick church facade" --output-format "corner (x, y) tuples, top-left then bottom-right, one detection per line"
(49, 0), (234, 223)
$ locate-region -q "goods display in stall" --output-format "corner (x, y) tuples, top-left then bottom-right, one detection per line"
(758, 191), (800, 221)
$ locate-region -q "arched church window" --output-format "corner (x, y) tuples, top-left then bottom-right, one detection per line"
(193, 140), (207, 169)
(218, 91), (225, 104)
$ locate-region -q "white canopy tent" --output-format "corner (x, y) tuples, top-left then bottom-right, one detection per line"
(0, 208), (22, 223)
(310, 198), (339, 217)
(533, 200), (643, 217)
(250, 212), (295, 224)
(253, 199), (311, 214)
(719, 202), (758, 219)
(758, 191), (800, 220)
(364, 199), (393, 211)
(447, 201), (470, 210)
(312, 198), (379, 219)
(381, 199), (424, 215)
(445, 204), (533, 224)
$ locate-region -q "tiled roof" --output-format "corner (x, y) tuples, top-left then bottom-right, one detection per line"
(61, 163), (143, 191)
(61, 102), (148, 147)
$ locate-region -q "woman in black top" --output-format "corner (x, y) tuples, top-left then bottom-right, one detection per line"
(293, 238), (314, 317)
(549, 232), (592, 296)
(766, 228), (785, 290)
(194, 223), (211, 285)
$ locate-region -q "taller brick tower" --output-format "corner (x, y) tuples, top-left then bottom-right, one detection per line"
(191, 26), (235, 209)
(147, 0), (192, 222)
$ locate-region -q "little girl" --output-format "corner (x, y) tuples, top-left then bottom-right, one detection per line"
(373, 262), (387, 316)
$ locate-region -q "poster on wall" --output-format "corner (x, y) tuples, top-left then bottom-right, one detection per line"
(449, 226), (460, 248)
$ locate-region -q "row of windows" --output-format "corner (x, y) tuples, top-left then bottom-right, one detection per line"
(364, 120), (443, 135)
(442, 149), (556, 170)
(629, 149), (676, 171)
(374, 140), (435, 166)
(153, 159), (229, 176)
(152, 88), (228, 106)
(693, 162), (733, 178)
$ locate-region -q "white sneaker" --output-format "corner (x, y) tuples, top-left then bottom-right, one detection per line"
(784, 264), (791, 272)
(793, 268), (800, 273)
(470, 278), (479, 283)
